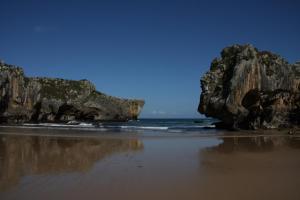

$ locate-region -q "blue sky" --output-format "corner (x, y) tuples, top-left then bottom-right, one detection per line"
(1, 0), (300, 118)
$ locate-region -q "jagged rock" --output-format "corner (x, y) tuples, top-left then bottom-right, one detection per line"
(0, 62), (144, 123)
(198, 44), (300, 129)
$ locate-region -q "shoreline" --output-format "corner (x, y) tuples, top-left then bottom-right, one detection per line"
(0, 125), (299, 139)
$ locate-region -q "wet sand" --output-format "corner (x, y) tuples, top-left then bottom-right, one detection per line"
(0, 128), (300, 200)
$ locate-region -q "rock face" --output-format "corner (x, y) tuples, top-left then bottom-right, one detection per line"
(0, 62), (144, 123)
(199, 44), (300, 129)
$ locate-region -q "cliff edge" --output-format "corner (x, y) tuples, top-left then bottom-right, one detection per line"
(0, 61), (144, 123)
(199, 44), (300, 129)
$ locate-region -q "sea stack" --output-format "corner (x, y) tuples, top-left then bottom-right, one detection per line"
(0, 61), (144, 123)
(199, 44), (300, 129)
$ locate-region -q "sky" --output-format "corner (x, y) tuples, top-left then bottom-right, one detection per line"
(1, 0), (300, 118)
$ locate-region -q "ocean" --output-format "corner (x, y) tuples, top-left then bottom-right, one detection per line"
(19, 118), (218, 133)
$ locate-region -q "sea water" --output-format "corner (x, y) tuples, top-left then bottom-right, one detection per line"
(21, 118), (218, 134)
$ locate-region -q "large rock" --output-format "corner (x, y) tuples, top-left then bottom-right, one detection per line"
(0, 62), (144, 123)
(199, 44), (300, 129)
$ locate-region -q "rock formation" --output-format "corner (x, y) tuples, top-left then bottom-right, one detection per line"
(199, 44), (300, 129)
(0, 62), (144, 123)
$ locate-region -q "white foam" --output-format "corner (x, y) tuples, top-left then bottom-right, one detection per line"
(23, 123), (94, 128)
(120, 126), (169, 130)
(78, 122), (94, 127)
(168, 125), (216, 129)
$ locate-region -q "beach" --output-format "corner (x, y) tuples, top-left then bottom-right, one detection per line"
(1, 1), (300, 199)
(0, 127), (299, 200)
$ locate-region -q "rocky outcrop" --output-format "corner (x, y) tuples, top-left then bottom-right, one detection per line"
(0, 62), (144, 123)
(199, 44), (300, 129)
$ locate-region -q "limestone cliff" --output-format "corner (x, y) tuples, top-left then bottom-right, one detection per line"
(199, 44), (300, 129)
(0, 62), (144, 123)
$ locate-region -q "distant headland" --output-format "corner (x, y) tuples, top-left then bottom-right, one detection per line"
(0, 61), (144, 124)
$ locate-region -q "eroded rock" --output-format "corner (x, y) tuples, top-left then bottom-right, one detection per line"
(198, 44), (300, 129)
(0, 62), (144, 123)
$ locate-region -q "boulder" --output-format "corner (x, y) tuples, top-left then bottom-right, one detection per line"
(198, 44), (300, 129)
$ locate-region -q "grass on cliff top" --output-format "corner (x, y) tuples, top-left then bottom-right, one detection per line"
(37, 78), (93, 100)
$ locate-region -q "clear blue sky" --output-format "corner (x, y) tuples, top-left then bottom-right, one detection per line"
(1, 0), (300, 118)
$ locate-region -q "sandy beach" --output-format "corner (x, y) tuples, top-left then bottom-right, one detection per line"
(1, 0), (300, 199)
(0, 128), (299, 200)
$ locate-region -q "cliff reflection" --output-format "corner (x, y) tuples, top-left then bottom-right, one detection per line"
(198, 136), (300, 200)
(0, 134), (143, 191)
(204, 136), (300, 153)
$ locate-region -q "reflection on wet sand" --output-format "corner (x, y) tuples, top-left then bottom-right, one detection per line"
(0, 134), (143, 191)
(0, 133), (300, 200)
(199, 136), (300, 200)
(205, 136), (300, 153)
